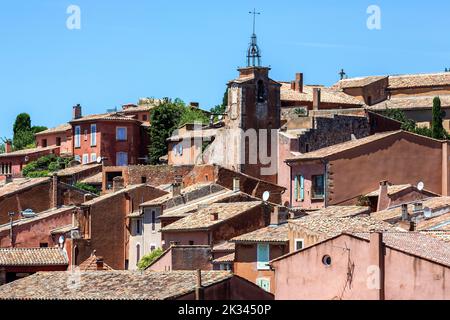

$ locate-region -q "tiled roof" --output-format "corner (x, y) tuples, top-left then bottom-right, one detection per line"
(371, 197), (450, 222)
(78, 253), (113, 271)
(0, 247), (68, 267)
(232, 224), (289, 243)
(35, 123), (72, 136)
(286, 131), (402, 162)
(0, 270), (233, 300)
(167, 128), (217, 142)
(70, 112), (140, 124)
(422, 230), (450, 242)
(307, 206), (371, 218)
(121, 105), (153, 113)
(212, 253), (235, 264)
(82, 184), (147, 206)
(0, 206), (76, 233)
(332, 76), (387, 89)
(351, 231), (450, 267)
(161, 201), (262, 232)
(388, 72), (450, 89)
(289, 215), (396, 238)
(212, 241), (235, 252)
(0, 178), (51, 199)
(80, 172), (103, 184)
(280, 83), (363, 106)
(0, 146), (59, 158)
(50, 224), (76, 235)
(159, 190), (247, 219)
(418, 212), (450, 231)
(366, 184), (414, 197)
(56, 163), (102, 177)
(369, 95), (450, 111)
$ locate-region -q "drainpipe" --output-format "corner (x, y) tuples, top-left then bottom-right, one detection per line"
(8, 212), (15, 248)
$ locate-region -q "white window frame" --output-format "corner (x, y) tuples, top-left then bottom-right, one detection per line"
(256, 277), (271, 292)
(116, 152), (128, 166)
(257, 243), (270, 270)
(74, 155), (81, 162)
(82, 154), (89, 164)
(90, 124), (97, 146)
(295, 238), (305, 251)
(90, 153), (97, 163)
(116, 127), (127, 141)
(74, 126), (81, 148)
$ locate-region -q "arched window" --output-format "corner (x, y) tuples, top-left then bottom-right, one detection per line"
(257, 80), (265, 103)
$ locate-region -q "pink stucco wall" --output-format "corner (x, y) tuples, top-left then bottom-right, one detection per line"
(290, 162), (325, 209)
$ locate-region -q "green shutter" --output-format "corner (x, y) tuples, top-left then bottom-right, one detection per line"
(300, 175), (305, 201)
(294, 176), (298, 200)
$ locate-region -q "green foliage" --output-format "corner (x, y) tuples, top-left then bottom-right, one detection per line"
(11, 113), (47, 150)
(0, 143), (4, 154)
(32, 126), (48, 134)
(13, 113), (32, 135)
(74, 182), (99, 195)
(22, 155), (72, 177)
(432, 97), (446, 139)
(222, 87), (229, 107)
(137, 248), (164, 270)
(356, 195), (371, 207)
(294, 108), (307, 116)
(148, 101), (185, 164)
(179, 107), (209, 127)
(13, 130), (35, 151)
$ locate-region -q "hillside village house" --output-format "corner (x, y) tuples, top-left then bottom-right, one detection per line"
(35, 123), (73, 156)
(285, 130), (450, 209)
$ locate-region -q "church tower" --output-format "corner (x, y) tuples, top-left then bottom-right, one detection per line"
(224, 10), (281, 184)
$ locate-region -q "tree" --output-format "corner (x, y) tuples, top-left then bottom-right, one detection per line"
(222, 87), (229, 107)
(22, 155), (73, 177)
(179, 107), (209, 127)
(13, 113), (32, 135)
(11, 113), (47, 150)
(432, 97), (445, 139)
(137, 248), (164, 270)
(148, 101), (184, 164)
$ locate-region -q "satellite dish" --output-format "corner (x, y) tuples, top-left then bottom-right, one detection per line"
(96, 157), (103, 164)
(262, 191), (270, 202)
(417, 181), (425, 191)
(58, 235), (65, 245)
(424, 207), (432, 219)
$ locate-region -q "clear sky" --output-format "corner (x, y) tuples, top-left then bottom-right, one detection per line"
(1, 0), (450, 139)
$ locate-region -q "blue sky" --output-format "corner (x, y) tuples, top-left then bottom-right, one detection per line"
(1, 0), (450, 138)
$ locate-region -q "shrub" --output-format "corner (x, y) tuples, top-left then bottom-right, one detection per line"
(137, 248), (164, 270)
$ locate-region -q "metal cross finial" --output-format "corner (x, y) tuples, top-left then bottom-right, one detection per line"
(339, 69), (347, 80)
(249, 9), (260, 35)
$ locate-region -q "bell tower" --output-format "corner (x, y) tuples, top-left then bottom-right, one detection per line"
(223, 10), (281, 184)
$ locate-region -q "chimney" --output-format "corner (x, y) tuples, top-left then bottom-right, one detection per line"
(5, 140), (12, 154)
(195, 269), (204, 300)
(295, 73), (304, 93)
(210, 212), (219, 222)
(376, 180), (389, 212)
(270, 206), (287, 226)
(290, 81), (296, 90)
(190, 102), (200, 109)
(312, 88), (321, 110)
(369, 232), (385, 300)
(409, 221), (417, 231)
(95, 256), (104, 270)
(52, 173), (59, 208)
(72, 104), (82, 120)
(172, 177), (182, 197)
(232, 177), (240, 192)
(401, 204), (409, 221)
(112, 176), (125, 192)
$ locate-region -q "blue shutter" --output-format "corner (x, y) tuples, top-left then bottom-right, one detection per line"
(300, 175), (305, 201)
(294, 176), (298, 201)
(257, 244), (270, 270)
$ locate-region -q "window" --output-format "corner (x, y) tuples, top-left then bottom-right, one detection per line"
(56, 137), (61, 146)
(150, 245), (156, 252)
(39, 243), (48, 248)
(141, 176), (147, 184)
(256, 278), (271, 292)
(136, 244), (141, 265)
(116, 127), (127, 141)
(257, 80), (265, 103)
(90, 124), (97, 146)
(42, 139), (47, 147)
(74, 155), (81, 163)
(295, 239), (304, 251)
(220, 263), (232, 271)
(82, 154), (89, 164)
(322, 255), (332, 266)
(142, 114), (148, 121)
(116, 152), (128, 166)
(294, 175), (305, 201)
(135, 219), (141, 235)
(257, 243), (270, 270)
(74, 126), (81, 148)
(90, 153), (97, 163)
(312, 175), (325, 199)
(178, 144), (183, 156)
(151, 211), (156, 231)
(172, 144), (177, 156)
(189, 241), (194, 245)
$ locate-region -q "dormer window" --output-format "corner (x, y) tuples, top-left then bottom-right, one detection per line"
(257, 80), (266, 103)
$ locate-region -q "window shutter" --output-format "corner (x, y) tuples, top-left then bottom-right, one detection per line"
(300, 175), (305, 201)
(294, 176), (298, 200)
(257, 244), (270, 270)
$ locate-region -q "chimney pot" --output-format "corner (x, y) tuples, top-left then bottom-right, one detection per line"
(376, 180), (390, 212)
(5, 141), (12, 154)
(313, 88), (321, 110)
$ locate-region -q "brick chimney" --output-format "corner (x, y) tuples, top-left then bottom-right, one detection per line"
(172, 176), (182, 197)
(312, 88), (321, 110)
(369, 232), (385, 300)
(5, 140), (12, 154)
(189, 102), (200, 109)
(210, 212), (219, 221)
(96, 256), (104, 270)
(112, 176), (125, 192)
(295, 73), (304, 93)
(51, 173), (59, 208)
(195, 269), (204, 300)
(72, 104), (82, 120)
(376, 180), (390, 212)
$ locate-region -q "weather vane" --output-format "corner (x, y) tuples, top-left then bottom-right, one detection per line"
(249, 8), (261, 35)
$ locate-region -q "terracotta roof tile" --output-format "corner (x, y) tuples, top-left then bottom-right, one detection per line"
(80, 172), (103, 184)
(212, 253), (235, 264)
(370, 95), (450, 111)
(388, 72), (450, 89)
(332, 76), (387, 89)
(307, 206), (371, 218)
(0, 178), (51, 199)
(0, 270), (232, 300)
(212, 242), (235, 252)
(34, 124), (72, 136)
(56, 163), (102, 177)
(232, 224), (289, 243)
(0, 247), (68, 267)
(70, 112), (140, 124)
(78, 253), (113, 271)
(366, 184), (414, 197)
(161, 201), (262, 232)
(0, 146), (59, 158)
